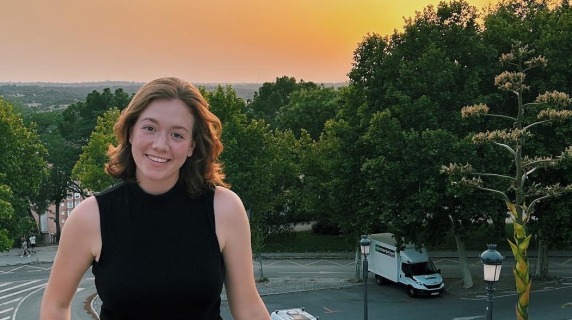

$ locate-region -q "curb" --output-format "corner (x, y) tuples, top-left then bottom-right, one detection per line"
(259, 250), (572, 260)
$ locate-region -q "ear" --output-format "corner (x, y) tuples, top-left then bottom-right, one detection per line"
(188, 140), (196, 157)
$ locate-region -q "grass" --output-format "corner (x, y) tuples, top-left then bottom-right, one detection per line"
(263, 224), (518, 253)
(426, 224), (515, 251)
(264, 231), (354, 253)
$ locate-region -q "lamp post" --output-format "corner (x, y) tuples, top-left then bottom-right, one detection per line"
(359, 235), (371, 320)
(480, 244), (504, 320)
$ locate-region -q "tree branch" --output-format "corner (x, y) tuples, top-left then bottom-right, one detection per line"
(523, 119), (552, 131)
(524, 158), (558, 168)
(520, 171), (531, 190)
(476, 186), (510, 202)
(524, 167), (537, 177)
(528, 194), (552, 216)
(484, 113), (517, 122)
(473, 172), (514, 181)
(493, 142), (517, 157)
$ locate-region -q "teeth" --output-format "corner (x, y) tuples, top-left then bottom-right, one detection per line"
(148, 155), (168, 163)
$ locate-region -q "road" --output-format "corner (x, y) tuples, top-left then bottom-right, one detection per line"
(1, 257), (571, 319)
(253, 283), (572, 320)
(0, 264), (96, 320)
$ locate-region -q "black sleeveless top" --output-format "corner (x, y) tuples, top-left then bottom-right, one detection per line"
(92, 182), (225, 320)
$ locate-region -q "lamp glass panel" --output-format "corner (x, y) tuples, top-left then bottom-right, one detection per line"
(483, 264), (502, 281)
(493, 265), (502, 281)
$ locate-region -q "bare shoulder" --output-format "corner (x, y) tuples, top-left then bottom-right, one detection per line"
(213, 186), (246, 217)
(62, 196), (101, 258)
(213, 187), (248, 250)
(66, 196), (100, 227)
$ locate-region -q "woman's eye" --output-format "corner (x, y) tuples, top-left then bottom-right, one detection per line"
(172, 132), (184, 139)
(142, 125), (155, 132)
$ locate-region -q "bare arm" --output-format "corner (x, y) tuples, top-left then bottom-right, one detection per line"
(40, 197), (101, 320)
(214, 187), (270, 320)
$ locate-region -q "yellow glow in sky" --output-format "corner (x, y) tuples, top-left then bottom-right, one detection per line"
(0, 0), (496, 84)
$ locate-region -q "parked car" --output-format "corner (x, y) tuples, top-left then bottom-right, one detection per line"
(271, 307), (319, 320)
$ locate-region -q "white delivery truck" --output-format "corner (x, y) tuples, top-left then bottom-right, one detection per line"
(271, 307), (319, 320)
(368, 233), (444, 297)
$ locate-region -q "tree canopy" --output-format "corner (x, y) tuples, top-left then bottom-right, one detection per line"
(0, 98), (48, 249)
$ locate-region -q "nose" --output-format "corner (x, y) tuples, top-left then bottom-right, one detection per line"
(152, 133), (169, 151)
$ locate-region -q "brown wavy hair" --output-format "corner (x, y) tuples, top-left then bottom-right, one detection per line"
(105, 77), (228, 197)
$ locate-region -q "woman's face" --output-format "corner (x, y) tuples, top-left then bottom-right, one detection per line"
(129, 99), (196, 194)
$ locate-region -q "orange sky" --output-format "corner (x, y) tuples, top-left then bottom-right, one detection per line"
(0, 0), (496, 84)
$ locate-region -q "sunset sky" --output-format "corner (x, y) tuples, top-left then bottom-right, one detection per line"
(1, 0), (496, 84)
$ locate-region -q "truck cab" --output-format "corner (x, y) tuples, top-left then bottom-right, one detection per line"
(399, 255), (444, 297)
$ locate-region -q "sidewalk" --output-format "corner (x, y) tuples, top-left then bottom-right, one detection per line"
(2, 244), (571, 267)
(0, 244), (58, 267)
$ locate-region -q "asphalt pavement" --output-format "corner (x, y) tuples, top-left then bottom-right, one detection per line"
(1, 245), (571, 319)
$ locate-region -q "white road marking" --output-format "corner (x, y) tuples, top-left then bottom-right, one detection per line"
(13, 283), (47, 320)
(0, 283), (46, 301)
(278, 271), (347, 274)
(0, 307), (13, 314)
(0, 280), (42, 294)
(462, 285), (572, 301)
(0, 298), (22, 306)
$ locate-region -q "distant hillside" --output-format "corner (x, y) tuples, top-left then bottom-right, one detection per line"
(0, 81), (346, 113)
(0, 82), (144, 112)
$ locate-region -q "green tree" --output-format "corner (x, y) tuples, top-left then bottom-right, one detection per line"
(204, 85), (313, 282)
(72, 108), (120, 192)
(0, 98), (48, 248)
(443, 43), (572, 320)
(275, 87), (340, 140)
(204, 86), (275, 257)
(0, 184), (15, 251)
(22, 110), (62, 232)
(42, 88), (131, 242)
(482, 0), (572, 256)
(59, 88), (130, 147)
(338, 0), (499, 286)
(537, 2), (572, 93)
(248, 76), (319, 127)
(311, 85), (376, 279)
(41, 133), (78, 243)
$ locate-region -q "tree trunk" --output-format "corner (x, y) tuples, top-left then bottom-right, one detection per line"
(355, 246), (362, 282)
(534, 239), (549, 280)
(454, 235), (474, 289)
(27, 207), (41, 236)
(256, 254), (265, 281)
(54, 203), (61, 244)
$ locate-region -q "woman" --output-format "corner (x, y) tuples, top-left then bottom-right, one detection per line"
(40, 77), (270, 319)
(20, 235), (31, 257)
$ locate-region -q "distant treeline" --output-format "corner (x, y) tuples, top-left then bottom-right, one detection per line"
(0, 81), (346, 113)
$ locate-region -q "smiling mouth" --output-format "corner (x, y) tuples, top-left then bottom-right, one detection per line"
(147, 155), (170, 163)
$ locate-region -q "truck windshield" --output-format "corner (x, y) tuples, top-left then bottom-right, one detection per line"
(409, 262), (437, 276)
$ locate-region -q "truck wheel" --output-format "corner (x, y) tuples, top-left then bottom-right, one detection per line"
(407, 286), (416, 298)
(375, 275), (385, 285)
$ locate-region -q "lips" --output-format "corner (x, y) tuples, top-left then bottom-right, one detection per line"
(147, 154), (170, 163)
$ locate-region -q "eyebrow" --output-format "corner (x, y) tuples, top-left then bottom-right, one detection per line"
(139, 117), (191, 133)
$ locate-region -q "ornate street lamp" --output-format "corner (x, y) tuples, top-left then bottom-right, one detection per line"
(480, 244), (504, 320)
(360, 235), (371, 320)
